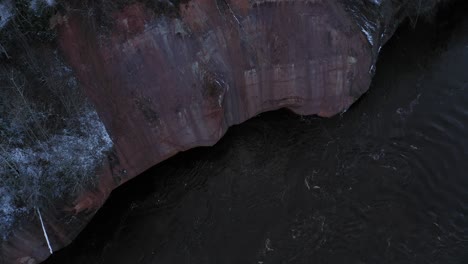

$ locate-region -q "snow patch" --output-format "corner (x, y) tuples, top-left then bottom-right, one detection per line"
(0, 0), (13, 29)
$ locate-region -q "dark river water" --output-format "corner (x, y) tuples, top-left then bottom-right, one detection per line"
(46, 3), (468, 264)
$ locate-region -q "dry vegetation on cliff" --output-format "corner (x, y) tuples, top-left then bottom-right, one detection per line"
(0, 0), (113, 240)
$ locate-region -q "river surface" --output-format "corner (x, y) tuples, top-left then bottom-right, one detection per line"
(46, 4), (468, 264)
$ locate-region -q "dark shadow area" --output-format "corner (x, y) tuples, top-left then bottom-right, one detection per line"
(45, 1), (468, 263)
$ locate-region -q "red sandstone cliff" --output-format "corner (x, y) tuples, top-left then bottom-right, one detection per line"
(0, 0), (445, 263)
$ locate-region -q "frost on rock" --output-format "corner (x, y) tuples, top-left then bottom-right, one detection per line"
(0, 188), (26, 240)
(0, 106), (113, 240)
(30, 0), (55, 11)
(0, 0), (113, 243)
(0, 0), (57, 30)
(342, 0), (384, 49)
(369, 0), (383, 6)
(343, 0), (448, 57)
(360, 20), (378, 47)
(0, 0), (13, 29)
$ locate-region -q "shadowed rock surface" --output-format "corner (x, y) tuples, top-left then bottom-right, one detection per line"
(0, 0), (450, 263)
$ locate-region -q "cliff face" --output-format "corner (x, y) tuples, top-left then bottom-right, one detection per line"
(59, 0), (372, 208)
(0, 0), (445, 263)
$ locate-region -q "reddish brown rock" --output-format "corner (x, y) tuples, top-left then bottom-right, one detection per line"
(60, 0), (371, 189)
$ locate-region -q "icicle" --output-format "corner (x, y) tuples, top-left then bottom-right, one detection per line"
(36, 208), (53, 254)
